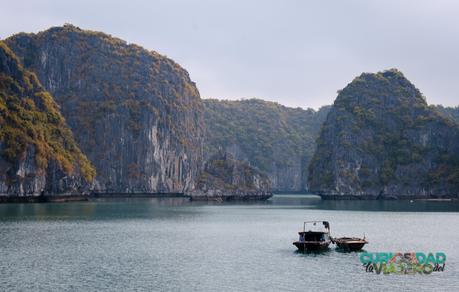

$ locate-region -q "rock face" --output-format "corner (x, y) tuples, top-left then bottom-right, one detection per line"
(203, 98), (329, 192)
(0, 41), (95, 196)
(6, 24), (204, 194)
(433, 105), (459, 125)
(308, 69), (459, 199)
(189, 152), (272, 200)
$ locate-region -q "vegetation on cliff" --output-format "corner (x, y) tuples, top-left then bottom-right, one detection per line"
(203, 98), (329, 191)
(309, 69), (459, 198)
(190, 151), (272, 200)
(4, 24), (458, 198)
(433, 105), (459, 125)
(0, 41), (95, 184)
(6, 24), (204, 193)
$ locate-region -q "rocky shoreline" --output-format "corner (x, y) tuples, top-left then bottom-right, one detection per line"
(318, 194), (459, 200)
(0, 195), (89, 204)
(2, 192), (457, 204)
(188, 192), (272, 202)
(0, 192), (273, 204)
(0, 193), (186, 203)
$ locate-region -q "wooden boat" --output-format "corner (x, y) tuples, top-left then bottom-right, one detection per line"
(332, 236), (368, 251)
(293, 221), (331, 252)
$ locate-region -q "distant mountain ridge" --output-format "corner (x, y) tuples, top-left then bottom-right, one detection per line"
(203, 98), (329, 192)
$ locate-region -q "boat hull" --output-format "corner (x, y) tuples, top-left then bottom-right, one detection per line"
(333, 237), (368, 251)
(293, 241), (331, 252)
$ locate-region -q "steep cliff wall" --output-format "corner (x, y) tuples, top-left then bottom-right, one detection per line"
(6, 24), (204, 194)
(189, 151), (272, 200)
(308, 69), (459, 199)
(0, 41), (95, 196)
(203, 98), (329, 192)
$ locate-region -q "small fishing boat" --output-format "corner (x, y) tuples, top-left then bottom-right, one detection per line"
(293, 221), (331, 252)
(332, 236), (368, 251)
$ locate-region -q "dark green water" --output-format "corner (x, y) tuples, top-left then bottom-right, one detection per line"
(1, 195), (458, 291)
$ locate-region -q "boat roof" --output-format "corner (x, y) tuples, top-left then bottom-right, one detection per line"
(302, 221), (330, 232)
(298, 231), (328, 235)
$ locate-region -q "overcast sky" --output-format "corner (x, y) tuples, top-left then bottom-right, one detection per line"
(1, 0), (458, 109)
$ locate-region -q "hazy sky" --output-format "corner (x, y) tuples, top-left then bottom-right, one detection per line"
(1, 0), (458, 109)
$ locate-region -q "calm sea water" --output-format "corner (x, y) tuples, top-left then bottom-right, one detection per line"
(1, 195), (458, 291)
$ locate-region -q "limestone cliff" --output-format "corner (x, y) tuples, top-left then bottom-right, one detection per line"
(0, 41), (95, 196)
(308, 69), (459, 199)
(203, 98), (329, 192)
(433, 105), (459, 125)
(189, 152), (272, 200)
(6, 24), (204, 194)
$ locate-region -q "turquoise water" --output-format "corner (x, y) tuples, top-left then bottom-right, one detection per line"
(1, 195), (458, 291)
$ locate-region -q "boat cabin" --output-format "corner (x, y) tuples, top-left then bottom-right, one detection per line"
(298, 231), (330, 242)
(293, 221), (332, 251)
